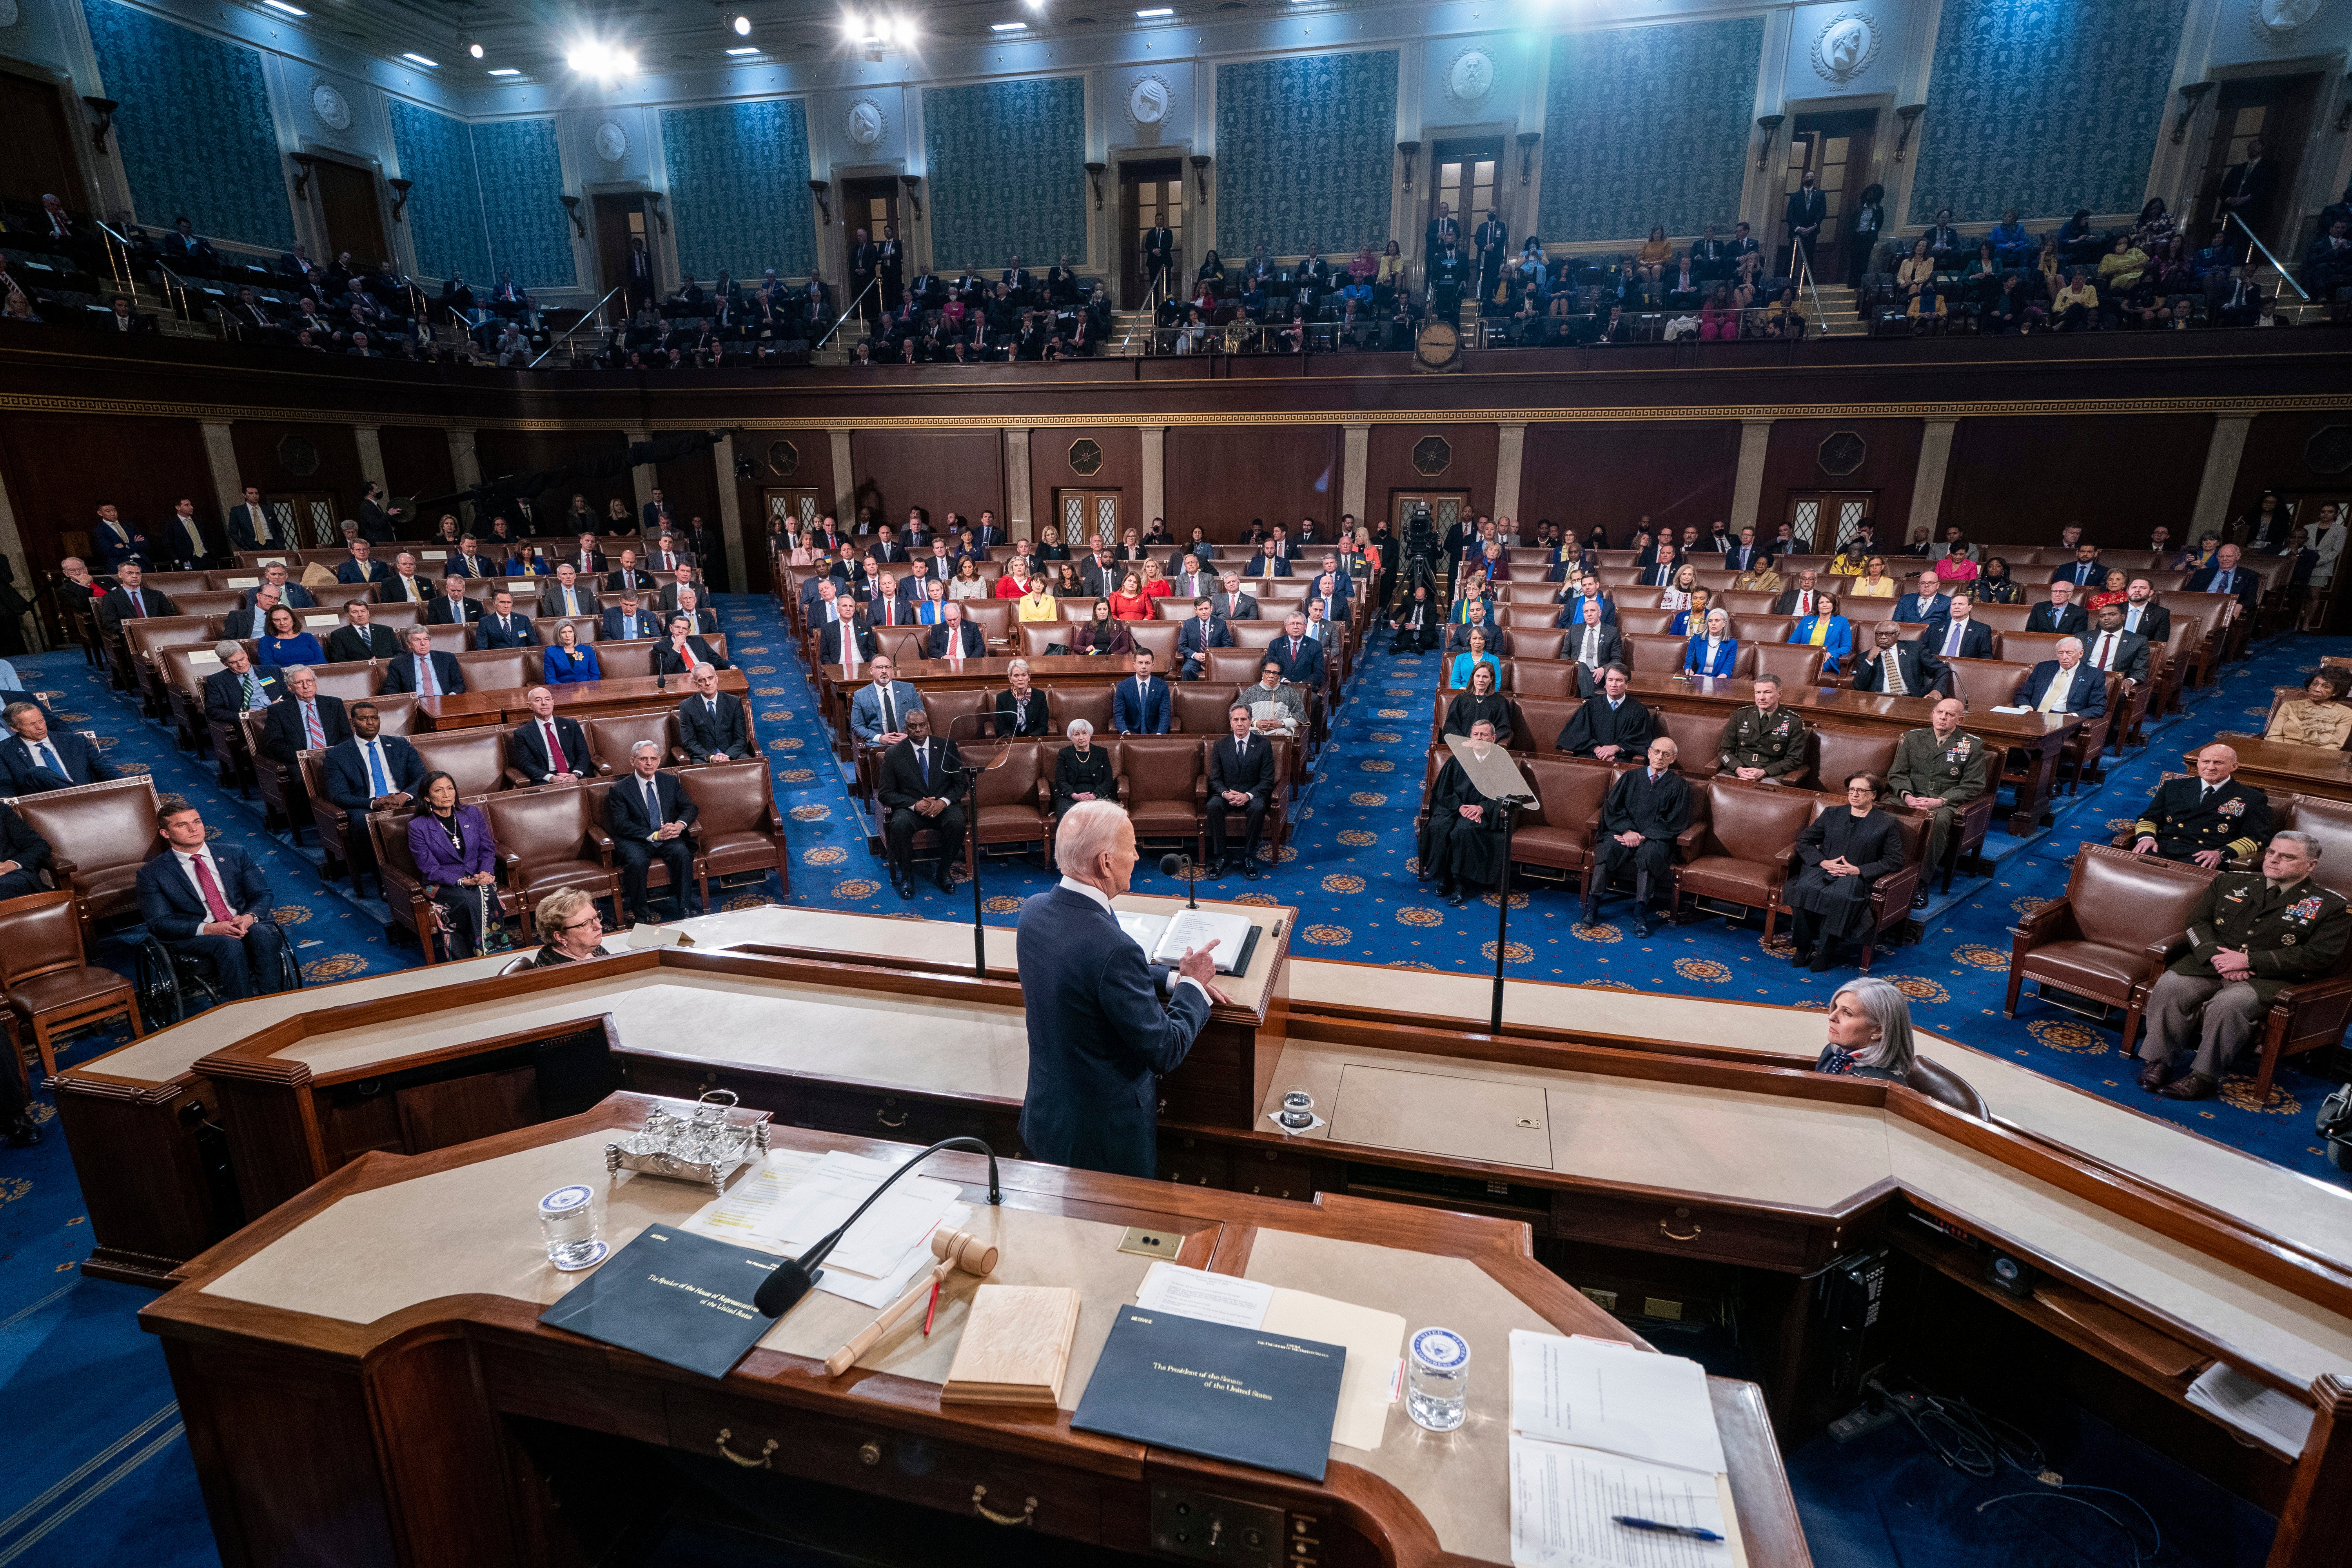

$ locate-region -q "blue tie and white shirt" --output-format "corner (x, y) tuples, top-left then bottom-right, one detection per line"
(362, 739), (392, 798)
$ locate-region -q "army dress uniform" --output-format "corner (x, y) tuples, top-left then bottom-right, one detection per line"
(1884, 727), (1990, 878)
(2137, 872), (2352, 1094)
(2133, 774), (2270, 864)
(1717, 704), (1810, 780)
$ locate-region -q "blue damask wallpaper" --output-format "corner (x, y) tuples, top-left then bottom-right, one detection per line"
(922, 77), (1088, 272)
(1538, 20), (1764, 244)
(1908, 0), (2189, 223)
(1216, 51), (1399, 258)
(83, 0), (294, 250)
(472, 118), (577, 289)
(386, 98), (492, 284)
(660, 99), (817, 281)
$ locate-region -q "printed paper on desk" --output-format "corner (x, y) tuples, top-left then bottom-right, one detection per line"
(681, 1149), (820, 1248)
(1135, 1262), (1272, 1328)
(1510, 1331), (1725, 1476)
(1509, 1436), (1734, 1568)
(819, 1203), (973, 1308)
(770, 1150), (962, 1278)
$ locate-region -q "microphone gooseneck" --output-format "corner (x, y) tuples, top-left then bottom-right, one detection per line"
(751, 1136), (1003, 1317)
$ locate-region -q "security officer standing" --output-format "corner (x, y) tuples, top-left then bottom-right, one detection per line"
(1716, 674), (1809, 783)
(2131, 744), (2270, 868)
(1884, 696), (1989, 907)
(2136, 830), (2349, 1100)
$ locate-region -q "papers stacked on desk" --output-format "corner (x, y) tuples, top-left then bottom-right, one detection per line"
(681, 1149), (971, 1308)
(2185, 1362), (2314, 1456)
(1507, 1332), (1745, 1568)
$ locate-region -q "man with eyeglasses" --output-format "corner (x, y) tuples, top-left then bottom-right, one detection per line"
(523, 887), (610, 967)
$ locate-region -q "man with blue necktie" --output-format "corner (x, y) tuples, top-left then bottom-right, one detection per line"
(1312, 571), (1348, 628)
(427, 574), (483, 628)
(1893, 571), (1952, 636)
(2050, 541), (2105, 589)
(1930, 593), (1994, 661)
(321, 701), (425, 883)
(477, 591), (539, 649)
(1112, 648), (1171, 734)
(381, 626), (466, 696)
(605, 739), (702, 923)
(600, 592), (663, 642)
(0, 703), (113, 793)
(2188, 542), (2261, 615)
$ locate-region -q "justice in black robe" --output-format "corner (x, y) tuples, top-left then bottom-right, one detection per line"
(1557, 693), (1656, 758)
(1786, 807), (1906, 943)
(1422, 753), (1510, 890)
(1443, 690), (1514, 746)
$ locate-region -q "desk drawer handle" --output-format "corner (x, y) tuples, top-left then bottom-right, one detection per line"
(875, 1106), (908, 1129)
(971, 1485), (1037, 1527)
(1659, 1220), (1704, 1242)
(716, 1428), (777, 1469)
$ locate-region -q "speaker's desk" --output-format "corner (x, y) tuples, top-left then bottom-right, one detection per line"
(140, 1099), (1808, 1568)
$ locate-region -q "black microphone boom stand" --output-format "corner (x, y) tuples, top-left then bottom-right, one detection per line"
(752, 1136), (1004, 1318)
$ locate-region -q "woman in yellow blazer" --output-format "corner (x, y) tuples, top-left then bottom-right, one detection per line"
(1017, 581), (1060, 621)
(1848, 556), (1897, 599)
(2267, 669), (2352, 750)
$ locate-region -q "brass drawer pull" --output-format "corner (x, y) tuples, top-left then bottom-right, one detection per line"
(971, 1485), (1038, 1526)
(876, 1106), (908, 1129)
(1659, 1220), (1704, 1242)
(716, 1428), (777, 1469)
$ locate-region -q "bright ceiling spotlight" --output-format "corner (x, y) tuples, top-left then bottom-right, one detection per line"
(566, 39), (637, 78)
(732, 13), (751, 33)
(892, 13), (915, 41)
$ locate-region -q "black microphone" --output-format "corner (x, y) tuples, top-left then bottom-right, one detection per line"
(752, 1136), (1003, 1318)
(1159, 853), (1200, 910)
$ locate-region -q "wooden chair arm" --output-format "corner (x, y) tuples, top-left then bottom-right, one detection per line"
(2267, 969), (2352, 1014)
(2016, 897), (2076, 944)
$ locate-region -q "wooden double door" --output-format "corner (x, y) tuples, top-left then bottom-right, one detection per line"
(1055, 489), (1122, 548)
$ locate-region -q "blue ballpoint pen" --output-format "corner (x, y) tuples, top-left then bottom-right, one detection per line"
(1611, 1516), (1726, 1543)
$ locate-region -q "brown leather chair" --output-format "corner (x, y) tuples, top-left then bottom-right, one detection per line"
(1907, 1056), (1989, 1118)
(2004, 844), (2215, 1055)
(1230, 622), (1284, 652)
(678, 760), (790, 906)
(1773, 800), (1927, 972)
(970, 739), (1052, 860)
(964, 601), (1014, 648)
(579, 776), (699, 913)
(1616, 609), (1674, 639)
(296, 748), (371, 895)
(483, 786), (623, 936)
(411, 727), (514, 799)
(0, 889), (141, 1080)
(13, 777), (165, 942)
(307, 661), (385, 704)
(1514, 757), (1613, 892)
(1504, 628), (1566, 661)
(596, 640), (657, 680)
(917, 688), (989, 745)
(1516, 697), (1584, 755)
(1175, 685), (1242, 734)
(1811, 728), (1900, 795)
(1657, 711), (1724, 779)
(1717, 592), (1778, 616)
(455, 648), (532, 694)
(1510, 659), (1581, 699)
(1116, 735), (1205, 862)
(1942, 657), (2029, 713)
(581, 711), (684, 779)
(1020, 623), (1074, 659)
(1205, 649), (1263, 686)
(1129, 622), (1180, 668)
(1991, 629), (2069, 668)
(1624, 633), (1689, 676)
(1047, 686), (1113, 737)
(1751, 643), (1828, 689)
(1673, 779), (1818, 941)
(370, 803), (521, 964)
(1730, 614), (1796, 645)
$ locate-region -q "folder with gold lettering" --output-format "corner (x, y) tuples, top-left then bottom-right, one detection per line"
(537, 1225), (779, 1380)
(1071, 1304), (1346, 1481)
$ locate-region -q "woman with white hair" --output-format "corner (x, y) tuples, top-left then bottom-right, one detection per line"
(1051, 718), (1114, 817)
(1683, 606), (1739, 678)
(1815, 977), (1916, 1084)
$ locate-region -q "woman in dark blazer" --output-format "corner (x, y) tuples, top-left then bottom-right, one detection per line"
(1051, 720), (1117, 815)
(1070, 599), (1134, 657)
(406, 770), (503, 959)
(1814, 977), (1916, 1084)
(1975, 555), (2025, 604)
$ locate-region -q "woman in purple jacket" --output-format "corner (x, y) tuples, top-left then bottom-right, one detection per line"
(407, 770), (505, 959)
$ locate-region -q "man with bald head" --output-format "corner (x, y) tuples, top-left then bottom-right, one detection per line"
(1884, 697), (1988, 904)
(2131, 744), (2271, 867)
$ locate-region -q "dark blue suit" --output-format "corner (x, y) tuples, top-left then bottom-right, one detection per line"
(1266, 633), (1324, 688)
(334, 558), (390, 586)
(1174, 615), (1232, 678)
(0, 730), (114, 794)
(380, 651), (466, 695)
(1112, 674), (1171, 734)
(2187, 563), (2262, 615)
(134, 843), (289, 1000)
(1892, 593), (1952, 633)
(323, 735), (426, 817)
(1015, 884), (1212, 1177)
(477, 612), (539, 649)
(2022, 659), (2108, 720)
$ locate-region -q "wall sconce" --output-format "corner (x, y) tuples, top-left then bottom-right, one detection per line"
(560, 194), (585, 236)
(1397, 140), (1421, 192)
(82, 97), (118, 156)
(1753, 114), (1784, 172)
(2172, 81), (2214, 144)
(387, 177), (414, 223)
(1893, 103), (1926, 162)
(899, 174), (923, 220)
(645, 191), (669, 235)
(808, 179), (831, 225)
(290, 153), (319, 201)
(1516, 131), (1541, 186)
(1188, 153), (1212, 199)
(1083, 161), (1107, 210)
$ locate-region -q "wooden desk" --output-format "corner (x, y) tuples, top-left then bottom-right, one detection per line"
(2203, 733), (2352, 804)
(417, 670), (751, 731)
(140, 1099), (1810, 1568)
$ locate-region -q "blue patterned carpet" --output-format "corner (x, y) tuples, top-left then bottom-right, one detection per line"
(0, 591), (2341, 1567)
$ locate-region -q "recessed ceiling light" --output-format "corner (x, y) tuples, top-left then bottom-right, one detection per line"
(991, 20), (1026, 29)
(732, 12), (751, 33)
(468, 40), (484, 57)
(1135, 6), (1172, 13)
(487, 66), (520, 74)
(261, 1), (306, 16)
(401, 51), (439, 66)
(725, 45), (760, 53)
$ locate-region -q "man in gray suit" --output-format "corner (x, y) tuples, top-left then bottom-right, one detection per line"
(848, 654), (924, 748)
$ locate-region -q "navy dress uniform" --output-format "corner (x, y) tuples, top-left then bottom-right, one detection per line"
(2137, 871), (2352, 1094)
(1717, 704), (1809, 780)
(2134, 775), (2270, 864)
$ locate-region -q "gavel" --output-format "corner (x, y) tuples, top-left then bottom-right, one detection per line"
(822, 1225), (1000, 1377)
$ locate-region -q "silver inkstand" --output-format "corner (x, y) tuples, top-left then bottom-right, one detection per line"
(605, 1089), (769, 1195)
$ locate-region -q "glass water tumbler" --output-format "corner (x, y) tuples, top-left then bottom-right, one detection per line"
(1406, 1327), (1470, 1432)
(539, 1184), (603, 1271)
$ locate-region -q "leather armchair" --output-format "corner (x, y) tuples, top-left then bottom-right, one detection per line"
(1503, 629), (1567, 661)
(1750, 643), (1827, 689)
(2004, 844), (2215, 1054)
(1509, 659), (1579, 699)
(1019, 624), (1070, 659)
(11, 777), (164, 944)
(1773, 800), (1927, 972)
(582, 777), (698, 913)
(370, 803), (520, 965)
(2275, 795), (2352, 898)
(678, 760), (790, 905)
(1624, 633), (1689, 676)
(1657, 711), (1724, 779)
(297, 749), (367, 896)
(1673, 778), (1818, 941)
(1116, 735), (1206, 862)
(1205, 649), (1263, 686)
(1045, 686), (1113, 738)
(1514, 757), (1613, 893)
(483, 786), (622, 936)
(584, 712), (682, 779)
(0, 888), (141, 1079)
(412, 727), (516, 800)
(969, 739), (1052, 860)
(1514, 697), (1583, 756)
(2243, 945), (2352, 1106)
(1175, 685), (1241, 734)
(1812, 728), (1900, 795)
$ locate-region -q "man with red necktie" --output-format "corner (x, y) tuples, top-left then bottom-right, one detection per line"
(508, 685), (591, 785)
(135, 798), (290, 999)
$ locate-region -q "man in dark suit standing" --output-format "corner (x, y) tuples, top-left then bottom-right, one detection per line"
(381, 627), (466, 696)
(679, 666), (751, 762)
(320, 701), (425, 866)
(625, 238), (656, 312)
(1849, 622), (1945, 697)
(1112, 649), (1171, 734)
(1015, 800), (1219, 1178)
(1206, 704), (1274, 880)
(601, 592), (664, 642)
(2218, 138), (2277, 259)
(1784, 169), (1828, 274)
(1925, 593), (1995, 662)
(325, 600), (401, 663)
(510, 686), (591, 785)
(478, 590), (539, 649)
(137, 798), (289, 1000)
(879, 707), (965, 897)
(1425, 203), (1460, 263)
(1267, 612), (1324, 688)
(1587, 735), (1691, 936)
(90, 505), (148, 573)
(2188, 543), (2262, 617)
(228, 485), (278, 552)
(427, 574), (483, 628)
(358, 484), (403, 545)
(95, 562), (176, 639)
(1142, 222), (1175, 299)
(2025, 582), (2091, 636)
(201, 642), (283, 729)
(606, 739), (702, 923)
(158, 498), (216, 569)
(0, 703), (113, 793)
(261, 668), (348, 766)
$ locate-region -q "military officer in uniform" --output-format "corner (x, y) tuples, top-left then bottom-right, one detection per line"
(1717, 675), (1809, 782)
(1884, 696), (1989, 907)
(2136, 830), (2350, 1100)
(2131, 744), (2270, 868)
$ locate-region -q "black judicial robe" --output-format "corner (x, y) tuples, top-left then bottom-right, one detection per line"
(1423, 754), (1510, 888)
(1558, 694), (1656, 758)
(1785, 808), (1906, 941)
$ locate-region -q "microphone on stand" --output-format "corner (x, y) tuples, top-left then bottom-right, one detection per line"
(1160, 852), (1201, 911)
(753, 1136), (1003, 1318)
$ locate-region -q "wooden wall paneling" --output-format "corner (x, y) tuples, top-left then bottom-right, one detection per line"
(0, 413), (213, 570)
(1366, 423), (1501, 532)
(2230, 412), (2352, 525)
(1164, 424), (1343, 541)
(652, 449), (720, 580)
(735, 430), (835, 594)
(376, 426), (457, 508)
(472, 430), (635, 518)
(1519, 422), (1743, 544)
(1758, 418), (1927, 547)
(1942, 415), (2216, 547)
(1028, 427), (1144, 540)
(847, 430), (1006, 534)
(228, 421), (369, 521)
